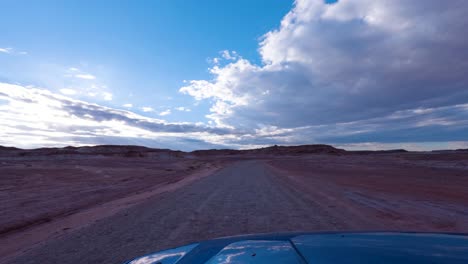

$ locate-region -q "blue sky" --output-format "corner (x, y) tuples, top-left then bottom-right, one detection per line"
(1, 0), (468, 150)
(0, 0), (292, 123)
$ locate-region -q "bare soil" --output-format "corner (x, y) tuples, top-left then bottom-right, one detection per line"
(0, 154), (219, 263)
(0, 156), (214, 235)
(1, 151), (467, 263)
(268, 153), (468, 231)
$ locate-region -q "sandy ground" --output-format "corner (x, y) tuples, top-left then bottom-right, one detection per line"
(0, 155), (219, 263)
(1, 152), (468, 263)
(0, 156), (214, 235)
(267, 153), (468, 231)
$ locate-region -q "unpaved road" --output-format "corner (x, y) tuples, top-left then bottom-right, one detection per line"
(8, 159), (468, 264)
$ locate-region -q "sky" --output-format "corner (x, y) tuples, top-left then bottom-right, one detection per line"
(1, 0), (468, 151)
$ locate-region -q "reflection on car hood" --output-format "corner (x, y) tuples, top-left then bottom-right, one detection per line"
(126, 243), (198, 264)
(125, 232), (468, 264)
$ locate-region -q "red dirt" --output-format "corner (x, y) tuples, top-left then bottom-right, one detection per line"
(267, 153), (468, 232)
(1, 145), (468, 263)
(0, 156), (214, 236)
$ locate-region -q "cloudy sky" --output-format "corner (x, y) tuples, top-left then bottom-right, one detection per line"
(1, 0), (468, 151)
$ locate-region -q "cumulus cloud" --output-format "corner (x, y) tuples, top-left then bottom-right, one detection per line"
(123, 103), (133, 108)
(2, 0), (468, 150)
(180, 0), (468, 144)
(0, 82), (467, 150)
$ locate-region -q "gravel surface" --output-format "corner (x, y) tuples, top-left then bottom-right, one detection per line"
(8, 159), (468, 264)
(10, 161), (338, 264)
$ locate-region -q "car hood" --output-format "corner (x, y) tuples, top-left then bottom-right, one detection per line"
(125, 232), (468, 264)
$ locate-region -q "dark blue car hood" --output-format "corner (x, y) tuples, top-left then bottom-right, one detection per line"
(125, 232), (468, 264)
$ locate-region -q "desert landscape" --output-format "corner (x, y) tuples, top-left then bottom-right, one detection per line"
(3, 0), (468, 263)
(1, 144), (467, 263)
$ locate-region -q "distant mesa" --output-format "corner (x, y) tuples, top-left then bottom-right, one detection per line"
(190, 144), (346, 156)
(350, 149), (409, 155)
(0, 146), (20, 151)
(2, 144), (467, 158)
(0, 144), (346, 157)
(0, 145), (183, 158)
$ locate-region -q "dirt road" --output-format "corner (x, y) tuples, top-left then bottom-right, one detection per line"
(8, 159), (468, 264)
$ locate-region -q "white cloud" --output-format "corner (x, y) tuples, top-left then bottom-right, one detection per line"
(0, 48), (12, 54)
(102, 92), (113, 101)
(62, 68), (111, 100)
(141, 107), (154, 112)
(159, 109), (171, 116)
(59, 88), (77, 95)
(221, 50), (238, 60)
(180, 0), (468, 134)
(1, 82), (467, 150)
(2, 1), (468, 151)
(0, 47), (27, 55)
(75, 74), (96, 80)
(0, 82), (232, 150)
(123, 103), (133, 108)
(180, 58), (255, 127)
(175, 107), (191, 112)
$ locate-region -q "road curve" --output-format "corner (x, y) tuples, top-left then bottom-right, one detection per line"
(10, 160), (346, 264)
